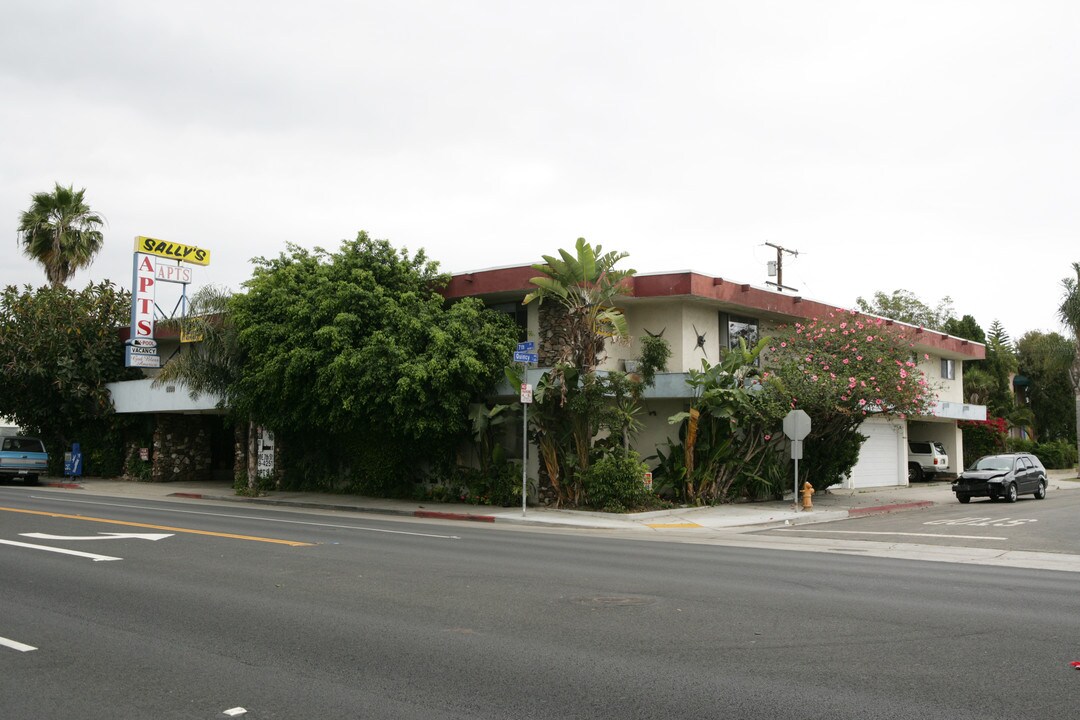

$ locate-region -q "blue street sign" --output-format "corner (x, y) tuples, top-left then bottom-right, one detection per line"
(516, 341), (535, 352)
(513, 351), (539, 364)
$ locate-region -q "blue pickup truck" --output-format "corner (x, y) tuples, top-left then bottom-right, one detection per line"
(0, 436), (48, 485)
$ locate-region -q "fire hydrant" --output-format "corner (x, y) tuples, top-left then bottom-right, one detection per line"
(800, 482), (815, 511)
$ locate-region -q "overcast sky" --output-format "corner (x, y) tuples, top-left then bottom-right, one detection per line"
(2, 1), (1077, 341)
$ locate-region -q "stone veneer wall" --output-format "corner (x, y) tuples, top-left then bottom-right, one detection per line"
(151, 414), (212, 482)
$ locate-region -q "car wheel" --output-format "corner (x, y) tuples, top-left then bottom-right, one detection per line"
(1005, 483), (1018, 503)
(957, 494), (971, 504)
(1034, 481), (1046, 500)
(908, 463), (923, 483)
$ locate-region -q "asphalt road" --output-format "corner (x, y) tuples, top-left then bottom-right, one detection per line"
(2, 488), (1079, 719)
(758, 486), (1080, 553)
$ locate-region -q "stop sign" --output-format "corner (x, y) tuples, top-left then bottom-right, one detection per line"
(782, 409), (811, 441)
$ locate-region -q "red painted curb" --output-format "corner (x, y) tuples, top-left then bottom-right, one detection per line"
(41, 482), (82, 489)
(168, 492), (207, 499)
(414, 510), (496, 523)
(848, 500), (933, 516)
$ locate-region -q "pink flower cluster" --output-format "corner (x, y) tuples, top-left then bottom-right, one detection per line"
(767, 311), (934, 417)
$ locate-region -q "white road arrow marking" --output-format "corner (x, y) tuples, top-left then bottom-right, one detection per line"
(0, 636), (37, 652)
(19, 532), (174, 542)
(0, 538), (121, 562)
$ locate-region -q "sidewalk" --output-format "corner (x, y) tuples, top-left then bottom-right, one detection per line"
(35, 469), (1080, 532)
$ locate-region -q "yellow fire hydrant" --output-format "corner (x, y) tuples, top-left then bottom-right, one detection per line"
(800, 482), (815, 511)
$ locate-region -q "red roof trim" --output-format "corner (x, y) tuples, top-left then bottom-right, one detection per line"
(442, 266), (985, 359)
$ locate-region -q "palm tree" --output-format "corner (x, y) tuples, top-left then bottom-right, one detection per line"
(1058, 262), (1080, 470)
(521, 238), (636, 505)
(17, 183), (105, 287)
(523, 237), (635, 372)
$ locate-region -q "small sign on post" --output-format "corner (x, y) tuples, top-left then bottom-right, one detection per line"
(520, 383), (533, 404)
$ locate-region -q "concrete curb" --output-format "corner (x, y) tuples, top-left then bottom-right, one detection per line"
(848, 500), (935, 516)
(154, 489), (942, 530)
(414, 510), (495, 523)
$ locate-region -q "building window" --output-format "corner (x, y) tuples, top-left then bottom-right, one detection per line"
(719, 313), (759, 354)
(941, 358), (955, 380)
(728, 315), (758, 350)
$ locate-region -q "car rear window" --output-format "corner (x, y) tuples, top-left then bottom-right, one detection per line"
(2, 438), (44, 452)
(909, 442), (931, 453)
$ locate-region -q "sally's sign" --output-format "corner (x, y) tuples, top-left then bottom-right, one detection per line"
(126, 235), (210, 368)
(134, 236), (210, 266)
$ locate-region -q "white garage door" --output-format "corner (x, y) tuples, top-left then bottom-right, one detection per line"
(845, 419), (905, 489)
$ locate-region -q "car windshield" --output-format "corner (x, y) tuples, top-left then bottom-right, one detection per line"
(971, 456), (1011, 471)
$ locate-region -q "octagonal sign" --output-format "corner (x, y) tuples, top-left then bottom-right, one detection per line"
(782, 409), (811, 441)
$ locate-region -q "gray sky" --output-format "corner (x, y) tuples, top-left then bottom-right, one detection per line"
(3, 1), (1078, 341)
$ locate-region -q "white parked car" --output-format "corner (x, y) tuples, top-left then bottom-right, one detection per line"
(907, 441), (949, 482)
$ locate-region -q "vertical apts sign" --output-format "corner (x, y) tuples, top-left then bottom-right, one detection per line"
(126, 236), (211, 368)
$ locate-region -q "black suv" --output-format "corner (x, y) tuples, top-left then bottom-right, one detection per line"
(952, 453), (1047, 504)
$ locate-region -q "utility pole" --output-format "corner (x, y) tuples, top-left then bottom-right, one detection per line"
(765, 242), (799, 292)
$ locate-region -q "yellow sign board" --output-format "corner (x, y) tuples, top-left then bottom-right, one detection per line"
(134, 236), (211, 266)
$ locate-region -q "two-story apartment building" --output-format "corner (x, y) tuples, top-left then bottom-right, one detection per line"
(106, 262), (986, 490)
(445, 265), (987, 490)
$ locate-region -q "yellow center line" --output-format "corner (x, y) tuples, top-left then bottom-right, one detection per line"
(0, 506), (314, 547)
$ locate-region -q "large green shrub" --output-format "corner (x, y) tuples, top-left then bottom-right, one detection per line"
(1005, 436), (1078, 469)
(229, 233), (518, 493)
(581, 451), (654, 513)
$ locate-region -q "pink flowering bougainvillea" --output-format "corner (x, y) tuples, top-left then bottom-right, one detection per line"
(762, 311), (938, 489)
(765, 310), (936, 419)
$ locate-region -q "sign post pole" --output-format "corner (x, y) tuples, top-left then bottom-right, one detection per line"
(522, 396), (528, 517)
(515, 342), (537, 517)
(782, 409), (812, 511)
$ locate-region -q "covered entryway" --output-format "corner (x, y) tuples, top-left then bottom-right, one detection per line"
(842, 418), (907, 489)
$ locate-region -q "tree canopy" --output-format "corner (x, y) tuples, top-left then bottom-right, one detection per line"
(0, 282), (138, 473)
(1016, 330), (1075, 443)
(1057, 262), (1080, 461)
(227, 232), (518, 492)
(17, 183), (105, 287)
(854, 289), (955, 331)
